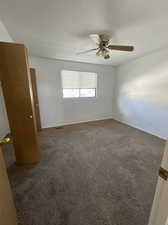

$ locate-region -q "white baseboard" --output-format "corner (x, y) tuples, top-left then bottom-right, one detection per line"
(113, 117), (167, 140)
(42, 116), (167, 140)
(42, 116), (113, 129)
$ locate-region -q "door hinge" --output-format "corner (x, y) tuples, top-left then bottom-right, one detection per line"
(159, 167), (168, 181)
(0, 137), (10, 146)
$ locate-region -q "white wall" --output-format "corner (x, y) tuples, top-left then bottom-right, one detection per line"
(113, 48), (168, 139)
(1, 18), (167, 139)
(0, 21), (12, 138)
(30, 56), (115, 128)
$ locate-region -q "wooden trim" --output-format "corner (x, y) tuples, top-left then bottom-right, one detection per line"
(30, 68), (42, 131)
(0, 147), (17, 225)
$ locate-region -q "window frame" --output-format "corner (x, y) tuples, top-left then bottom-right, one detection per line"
(62, 88), (97, 99)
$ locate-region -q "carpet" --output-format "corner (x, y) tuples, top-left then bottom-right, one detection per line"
(2, 119), (165, 225)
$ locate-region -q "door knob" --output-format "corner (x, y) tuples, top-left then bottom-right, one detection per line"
(0, 137), (10, 146)
(29, 115), (33, 119)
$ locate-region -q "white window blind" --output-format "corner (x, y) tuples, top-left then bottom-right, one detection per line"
(61, 70), (97, 89)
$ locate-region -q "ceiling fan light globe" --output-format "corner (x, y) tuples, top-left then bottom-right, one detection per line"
(104, 54), (110, 59)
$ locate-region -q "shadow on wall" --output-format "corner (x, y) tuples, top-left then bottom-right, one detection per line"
(114, 48), (168, 139)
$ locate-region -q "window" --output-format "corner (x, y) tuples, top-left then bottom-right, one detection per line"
(61, 70), (97, 98)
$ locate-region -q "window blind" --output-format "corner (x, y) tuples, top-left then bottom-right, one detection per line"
(61, 70), (97, 89)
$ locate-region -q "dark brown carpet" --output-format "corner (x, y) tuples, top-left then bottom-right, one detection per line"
(2, 119), (165, 225)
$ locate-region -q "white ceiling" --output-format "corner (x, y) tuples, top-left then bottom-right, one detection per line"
(0, 0), (168, 65)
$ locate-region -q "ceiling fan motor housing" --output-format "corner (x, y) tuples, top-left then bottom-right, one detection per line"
(99, 34), (110, 42)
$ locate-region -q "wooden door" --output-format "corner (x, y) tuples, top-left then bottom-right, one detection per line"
(30, 68), (42, 131)
(0, 42), (40, 165)
(148, 140), (168, 225)
(0, 139), (17, 225)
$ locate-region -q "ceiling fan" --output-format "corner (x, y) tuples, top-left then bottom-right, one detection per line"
(77, 34), (134, 59)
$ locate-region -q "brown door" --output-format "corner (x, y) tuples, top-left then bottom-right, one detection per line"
(0, 138), (17, 225)
(0, 42), (40, 165)
(30, 68), (42, 131)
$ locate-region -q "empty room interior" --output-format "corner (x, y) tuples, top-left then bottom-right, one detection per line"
(0, 1), (168, 225)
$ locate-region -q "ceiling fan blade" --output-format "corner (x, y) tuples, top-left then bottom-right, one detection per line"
(96, 49), (102, 56)
(77, 48), (98, 55)
(89, 34), (100, 44)
(108, 45), (134, 52)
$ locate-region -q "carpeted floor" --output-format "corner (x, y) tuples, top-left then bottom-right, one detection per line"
(2, 119), (165, 225)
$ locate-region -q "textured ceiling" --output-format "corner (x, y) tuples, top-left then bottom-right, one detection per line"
(0, 0), (168, 65)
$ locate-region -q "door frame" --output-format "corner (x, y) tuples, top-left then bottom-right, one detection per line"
(0, 143), (17, 225)
(30, 68), (42, 131)
(148, 140), (168, 225)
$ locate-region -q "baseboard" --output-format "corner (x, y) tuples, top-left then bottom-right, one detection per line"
(113, 117), (167, 140)
(42, 116), (113, 129)
(41, 116), (167, 140)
